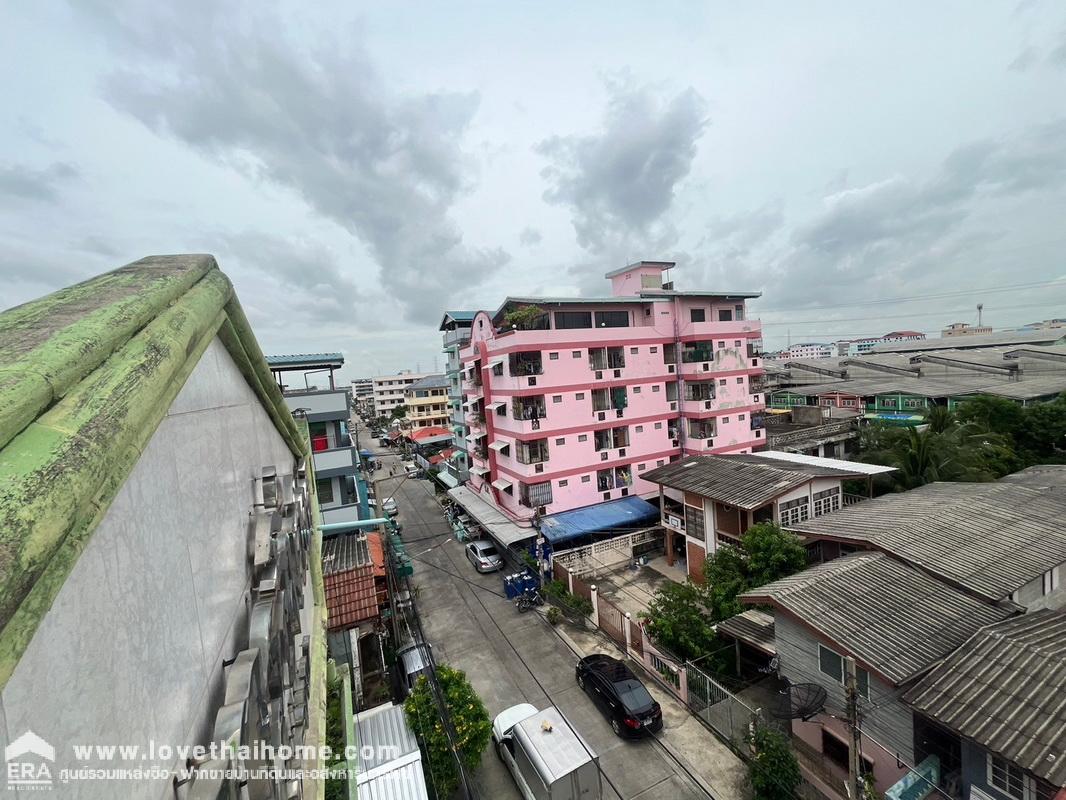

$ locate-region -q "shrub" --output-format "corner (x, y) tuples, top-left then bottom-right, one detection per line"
(546, 606), (562, 625)
(747, 725), (801, 800)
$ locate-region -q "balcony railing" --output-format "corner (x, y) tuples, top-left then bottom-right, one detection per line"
(766, 419), (858, 447)
(680, 346), (714, 363)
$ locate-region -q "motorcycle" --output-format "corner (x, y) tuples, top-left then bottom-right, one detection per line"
(514, 588), (544, 613)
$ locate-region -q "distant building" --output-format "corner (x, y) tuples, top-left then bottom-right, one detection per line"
(351, 377), (373, 400)
(372, 370), (431, 417)
(833, 332), (926, 356)
(1019, 318), (1066, 331)
(440, 311), (476, 486)
(942, 321), (993, 337)
(452, 260), (765, 534)
(403, 374), (451, 429)
(785, 342), (835, 360)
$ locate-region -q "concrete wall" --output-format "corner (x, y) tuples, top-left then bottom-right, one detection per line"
(0, 337), (297, 800)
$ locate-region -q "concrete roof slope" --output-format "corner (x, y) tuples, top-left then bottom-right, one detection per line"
(642, 454), (863, 509)
(406, 373), (449, 391)
(998, 465), (1066, 488)
(0, 254), (307, 686)
(740, 552), (1014, 685)
(871, 329), (1065, 353)
(903, 609), (1066, 786)
(786, 482), (1066, 602)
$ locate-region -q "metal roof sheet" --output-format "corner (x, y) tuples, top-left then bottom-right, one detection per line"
(755, 450), (897, 476)
(265, 352), (344, 367)
(717, 610), (776, 656)
(740, 552), (1014, 684)
(538, 496), (660, 544)
(405, 374), (449, 390)
(870, 329), (1065, 353)
(641, 455), (861, 510)
(903, 609), (1066, 786)
(446, 485), (535, 547)
(787, 481), (1066, 602)
(355, 703), (430, 800)
(513, 706), (596, 783)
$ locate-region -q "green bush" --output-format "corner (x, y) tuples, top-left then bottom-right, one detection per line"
(748, 725), (801, 800)
(546, 606), (562, 625)
(404, 665), (491, 800)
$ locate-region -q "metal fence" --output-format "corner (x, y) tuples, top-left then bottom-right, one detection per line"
(684, 659), (757, 752)
(598, 596), (626, 649)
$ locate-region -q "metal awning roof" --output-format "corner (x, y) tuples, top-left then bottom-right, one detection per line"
(489, 356), (505, 367)
(491, 477), (513, 491)
(755, 450), (897, 476)
(467, 430), (486, 440)
(486, 400), (506, 410)
(469, 466), (489, 477)
(446, 486), (536, 547)
(717, 610), (776, 656)
(488, 440), (510, 452)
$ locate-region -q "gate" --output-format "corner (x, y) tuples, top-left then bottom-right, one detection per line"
(597, 596), (626, 648)
(685, 660), (756, 751)
(628, 618), (644, 658)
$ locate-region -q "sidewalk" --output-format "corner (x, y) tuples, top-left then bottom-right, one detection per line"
(553, 617), (752, 800)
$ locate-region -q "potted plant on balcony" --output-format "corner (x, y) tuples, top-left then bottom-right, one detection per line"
(503, 304), (547, 331)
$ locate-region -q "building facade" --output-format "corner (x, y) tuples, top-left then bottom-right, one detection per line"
(942, 321), (993, 337)
(441, 311), (475, 485)
(457, 261), (765, 523)
(372, 370), (431, 417)
(785, 342), (835, 360)
(403, 373), (451, 429)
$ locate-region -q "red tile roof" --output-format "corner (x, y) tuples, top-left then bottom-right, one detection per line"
(366, 532), (386, 578)
(387, 429), (402, 440)
(324, 566), (380, 631)
(409, 425), (451, 442)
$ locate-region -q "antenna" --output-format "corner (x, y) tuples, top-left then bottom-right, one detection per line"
(977, 303), (984, 327)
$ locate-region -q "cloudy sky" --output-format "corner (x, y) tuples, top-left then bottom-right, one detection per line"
(2, 1), (1065, 379)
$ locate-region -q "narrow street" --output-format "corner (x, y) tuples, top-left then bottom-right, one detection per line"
(357, 421), (733, 800)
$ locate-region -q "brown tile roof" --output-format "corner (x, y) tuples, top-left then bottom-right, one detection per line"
(324, 566), (380, 631)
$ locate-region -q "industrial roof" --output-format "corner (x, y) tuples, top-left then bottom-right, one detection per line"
(538, 496), (660, 545)
(0, 255), (306, 687)
(716, 609), (776, 656)
(641, 454), (866, 509)
(904, 610), (1066, 786)
(264, 352), (344, 368)
(740, 552), (1014, 685)
(871, 329), (1065, 353)
(447, 485), (536, 547)
(354, 702), (430, 800)
(322, 532), (384, 577)
(786, 480), (1066, 602)
(998, 464), (1066, 488)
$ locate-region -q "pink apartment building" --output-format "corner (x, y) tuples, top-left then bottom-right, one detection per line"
(458, 261), (766, 524)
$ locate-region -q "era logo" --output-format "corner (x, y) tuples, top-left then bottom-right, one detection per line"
(5, 731), (54, 790)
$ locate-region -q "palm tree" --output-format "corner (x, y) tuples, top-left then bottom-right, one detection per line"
(925, 405), (955, 434)
(893, 428), (949, 489)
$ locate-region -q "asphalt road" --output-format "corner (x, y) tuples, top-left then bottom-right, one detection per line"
(355, 419), (715, 800)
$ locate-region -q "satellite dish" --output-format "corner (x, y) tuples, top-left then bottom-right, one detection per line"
(772, 682), (827, 721)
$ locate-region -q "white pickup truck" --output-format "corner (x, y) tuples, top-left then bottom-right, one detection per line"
(492, 704), (601, 800)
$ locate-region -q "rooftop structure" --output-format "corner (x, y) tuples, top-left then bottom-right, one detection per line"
(904, 609), (1066, 789)
(267, 351), (345, 390)
(0, 254), (324, 797)
(404, 372), (451, 430)
(740, 552), (1014, 686)
(452, 259), (766, 539)
(354, 702), (431, 799)
(786, 479), (1066, 606)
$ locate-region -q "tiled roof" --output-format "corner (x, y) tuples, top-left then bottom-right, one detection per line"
(787, 481), (1066, 602)
(740, 552), (1014, 684)
(641, 454), (862, 510)
(409, 425), (451, 442)
(324, 566), (380, 631)
(904, 610), (1066, 786)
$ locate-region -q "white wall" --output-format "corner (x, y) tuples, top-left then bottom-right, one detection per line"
(0, 336), (297, 800)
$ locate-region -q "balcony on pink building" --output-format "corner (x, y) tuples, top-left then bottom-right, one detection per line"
(681, 379), (717, 415)
(593, 425), (630, 462)
(519, 479), (554, 509)
(687, 419), (717, 449)
(591, 386), (628, 422)
(503, 395), (547, 433)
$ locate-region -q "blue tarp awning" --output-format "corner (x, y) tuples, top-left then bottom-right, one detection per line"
(538, 496), (660, 545)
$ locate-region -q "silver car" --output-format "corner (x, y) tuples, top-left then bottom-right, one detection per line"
(466, 540), (502, 573)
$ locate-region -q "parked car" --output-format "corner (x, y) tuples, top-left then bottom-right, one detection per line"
(492, 704), (601, 800)
(465, 540), (503, 573)
(382, 498), (398, 516)
(575, 654), (662, 737)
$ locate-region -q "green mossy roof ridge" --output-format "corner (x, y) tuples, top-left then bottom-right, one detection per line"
(0, 255), (307, 686)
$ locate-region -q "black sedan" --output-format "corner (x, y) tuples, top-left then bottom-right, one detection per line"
(575, 654), (663, 737)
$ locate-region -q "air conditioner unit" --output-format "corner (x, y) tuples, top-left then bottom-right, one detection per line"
(705, 400), (712, 409)
(670, 402), (677, 411)
(535, 463), (544, 473)
(621, 488), (629, 496)
(702, 363), (710, 371)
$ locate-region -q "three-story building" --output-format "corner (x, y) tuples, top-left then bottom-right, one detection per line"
(457, 261), (765, 523)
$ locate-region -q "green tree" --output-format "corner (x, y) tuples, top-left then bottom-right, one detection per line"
(404, 665), (492, 800)
(925, 404), (955, 434)
(702, 523), (807, 621)
(748, 725), (802, 800)
(640, 580), (715, 661)
(390, 404), (408, 419)
(503, 304), (548, 330)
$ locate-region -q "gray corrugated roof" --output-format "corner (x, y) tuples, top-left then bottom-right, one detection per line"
(406, 373), (449, 391)
(787, 481), (1066, 602)
(355, 702), (430, 800)
(999, 465), (1066, 488)
(641, 454), (863, 509)
(871, 329), (1065, 353)
(604, 260), (675, 278)
(322, 532), (370, 575)
(740, 552), (1014, 684)
(904, 610), (1066, 786)
(717, 609), (776, 655)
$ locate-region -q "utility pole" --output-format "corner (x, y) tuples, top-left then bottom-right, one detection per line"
(845, 656), (863, 799)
